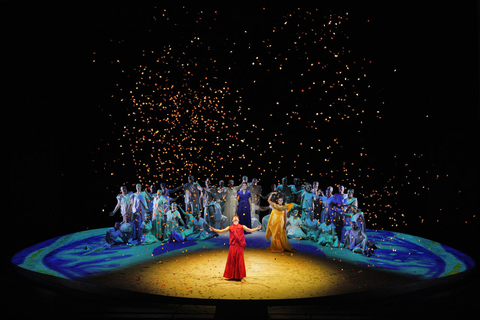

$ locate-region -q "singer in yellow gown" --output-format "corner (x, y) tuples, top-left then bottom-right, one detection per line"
(266, 192), (297, 253)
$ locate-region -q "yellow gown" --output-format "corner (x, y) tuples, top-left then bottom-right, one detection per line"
(266, 203), (297, 253)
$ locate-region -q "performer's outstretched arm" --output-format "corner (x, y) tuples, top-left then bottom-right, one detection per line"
(243, 225), (262, 233)
(170, 184), (184, 194)
(209, 226), (229, 233)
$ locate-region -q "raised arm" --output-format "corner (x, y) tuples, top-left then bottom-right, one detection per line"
(267, 192), (277, 207)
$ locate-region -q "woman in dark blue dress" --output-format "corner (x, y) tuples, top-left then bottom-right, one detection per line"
(236, 182), (252, 229)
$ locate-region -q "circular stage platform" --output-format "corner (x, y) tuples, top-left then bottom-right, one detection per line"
(11, 227), (475, 304)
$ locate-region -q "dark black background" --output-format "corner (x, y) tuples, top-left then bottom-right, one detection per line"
(3, 2), (479, 318)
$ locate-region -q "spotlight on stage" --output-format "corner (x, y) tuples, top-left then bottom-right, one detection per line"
(11, 228), (474, 301)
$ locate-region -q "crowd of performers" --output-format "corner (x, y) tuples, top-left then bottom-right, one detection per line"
(96, 176), (376, 258)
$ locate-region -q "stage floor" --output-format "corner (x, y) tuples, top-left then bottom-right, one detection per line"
(11, 228), (475, 301)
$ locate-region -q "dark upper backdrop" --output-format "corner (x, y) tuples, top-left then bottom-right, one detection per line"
(3, 3), (479, 266)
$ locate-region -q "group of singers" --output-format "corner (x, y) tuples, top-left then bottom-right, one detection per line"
(104, 176), (375, 257)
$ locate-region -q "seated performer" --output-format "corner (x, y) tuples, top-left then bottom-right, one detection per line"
(140, 214), (157, 245)
(209, 215), (262, 281)
(317, 215), (340, 247)
(265, 192), (297, 253)
(344, 220), (368, 254)
(302, 211), (321, 241)
(286, 209), (308, 240)
(166, 203), (187, 242)
(185, 212), (218, 241)
(340, 189), (358, 242)
(84, 222), (130, 252)
(205, 200), (228, 229)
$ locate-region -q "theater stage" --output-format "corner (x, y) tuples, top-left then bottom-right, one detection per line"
(10, 228), (476, 318)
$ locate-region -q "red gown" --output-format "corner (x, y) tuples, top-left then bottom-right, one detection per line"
(223, 223), (247, 279)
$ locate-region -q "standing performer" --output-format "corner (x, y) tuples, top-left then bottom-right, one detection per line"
(160, 182), (178, 204)
(319, 186), (334, 223)
(131, 183), (150, 243)
(236, 182), (252, 229)
(292, 178), (304, 205)
(215, 180), (227, 212)
(152, 189), (168, 240)
(202, 179), (217, 225)
(341, 189), (358, 242)
(265, 192), (296, 253)
(332, 185), (348, 239)
(312, 181), (323, 221)
(299, 183), (316, 222)
(145, 184), (156, 221)
(222, 180), (240, 224)
(210, 215), (261, 281)
(109, 186), (133, 224)
(173, 176), (202, 216)
(276, 177), (295, 204)
(249, 178), (262, 225)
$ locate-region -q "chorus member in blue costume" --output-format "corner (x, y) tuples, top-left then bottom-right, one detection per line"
(276, 177), (295, 204)
(312, 181), (322, 220)
(318, 186), (334, 223)
(167, 203), (187, 242)
(202, 179), (217, 225)
(340, 189), (358, 242)
(160, 182), (178, 204)
(145, 184), (156, 221)
(172, 176), (202, 216)
(215, 180), (227, 213)
(332, 185), (348, 239)
(236, 182), (252, 229)
(300, 183), (316, 222)
(292, 178), (304, 205)
(302, 211), (321, 241)
(317, 215), (339, 247)
(286, 209), (308, 240)
(185, 212), (218, 241)
(141, 215), (157, 245)
(152, 189), (168, 240)
(344, 220), (368, 254)
(85, 222), (130, 252)
(131, 183), (150, 243)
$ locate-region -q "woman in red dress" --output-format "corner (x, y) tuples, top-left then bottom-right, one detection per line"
(210, 214), (261, 281)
